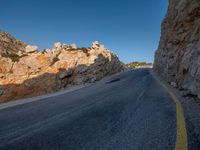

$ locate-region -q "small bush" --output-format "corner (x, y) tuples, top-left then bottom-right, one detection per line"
(7, 53), (20, 62)
(20, 54), (28, 58)
(42, 49), (46, 54)
(126, 61), (153, 68)
(50, 56), (60, 66)
(79, 47), (88, 53)
(3, 53), (28, 62)
(65, 47), (90, 56)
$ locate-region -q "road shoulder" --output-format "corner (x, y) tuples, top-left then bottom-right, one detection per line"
(0, 70), (128, 110)
(151, 70), (200, 150)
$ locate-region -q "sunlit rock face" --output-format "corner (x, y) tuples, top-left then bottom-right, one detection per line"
(154, 0), (200, 98)
(0, 32), (125, 102)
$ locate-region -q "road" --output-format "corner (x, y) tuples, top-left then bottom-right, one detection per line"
(0, 69), (198, 150)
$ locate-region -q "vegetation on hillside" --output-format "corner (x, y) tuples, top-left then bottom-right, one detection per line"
(126, 61), (153, 68)
(66, 47), (90, 56)
(3, 53), (28, 62)
(50, 56), (60, 66)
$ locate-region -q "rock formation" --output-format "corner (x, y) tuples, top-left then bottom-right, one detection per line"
(0, 31), (125, 102)
(154, 0), (200, 98)
(0, 31), (27, 55)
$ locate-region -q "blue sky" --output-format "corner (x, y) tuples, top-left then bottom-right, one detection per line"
(1, 0), (168, 63)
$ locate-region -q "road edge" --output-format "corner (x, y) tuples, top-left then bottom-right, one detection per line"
(150, 70), (188, 150)
(0, 84), (88, 110)
(0, 70), (128, 110)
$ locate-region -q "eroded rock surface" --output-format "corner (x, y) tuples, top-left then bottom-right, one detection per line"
(0, 32), (125, 102)
(0, 31), (27, 55)
(154, 0), (200, 98)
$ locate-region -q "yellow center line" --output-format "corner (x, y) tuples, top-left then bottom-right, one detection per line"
(152, 72), (188, 150)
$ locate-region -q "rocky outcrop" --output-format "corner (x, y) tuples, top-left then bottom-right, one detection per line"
(25, 45), (38, 53)
(0, 32), (125, 102)
(154, 0), (200, 98)
(0, 31), (27, 55)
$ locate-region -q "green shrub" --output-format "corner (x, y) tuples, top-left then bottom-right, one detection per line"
(79, 47), (88, 53)
(66, 47), (90, 56)
(7, 53), (20, 62)
(20, 54), (28, 58)
(126, 61), (152, 68)
(42, 49), (46, 54)
(3, 53), (28, 62)
(50, 56), (60, 66)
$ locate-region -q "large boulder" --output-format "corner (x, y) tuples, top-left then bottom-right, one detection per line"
(69, 44), (77, 49)
(25, 45), (38, 53)
(53, 42), (62, 49)
(92, 41), (104, 49)
(59, 68), (73, 79)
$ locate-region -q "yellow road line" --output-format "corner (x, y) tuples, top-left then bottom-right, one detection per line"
(168, 91), (188, 150)
(153, 74), (188, 150)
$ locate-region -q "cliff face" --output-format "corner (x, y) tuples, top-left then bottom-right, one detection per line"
(154, 0), (200, 98)
(0, 32), (125, 102)
(0, 31), (27, 55)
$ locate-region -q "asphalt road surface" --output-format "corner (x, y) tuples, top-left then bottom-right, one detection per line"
(0, 69), (197, 150)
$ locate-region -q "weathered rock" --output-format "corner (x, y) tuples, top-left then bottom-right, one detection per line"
(25, 45), (38, 53)
(0, 31), (27, 55)
(59, 68), (73, 79)
(92, 41), (104, 49)
(154, 0), (200, 99)
(53, 42), (62, 49)
(0, 33), (125, 102)
(171, 82), (177, 88)
(70, 44), (77, 49)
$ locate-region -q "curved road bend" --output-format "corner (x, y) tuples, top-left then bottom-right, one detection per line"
(0, 69), (197, 150)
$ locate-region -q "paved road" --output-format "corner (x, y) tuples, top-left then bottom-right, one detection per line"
(0, 69), (195, 150)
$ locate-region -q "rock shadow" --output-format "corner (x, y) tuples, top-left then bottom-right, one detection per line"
(0, 54), (124, 102)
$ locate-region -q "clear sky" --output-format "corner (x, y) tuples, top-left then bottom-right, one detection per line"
(1, 0), (168, 63)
